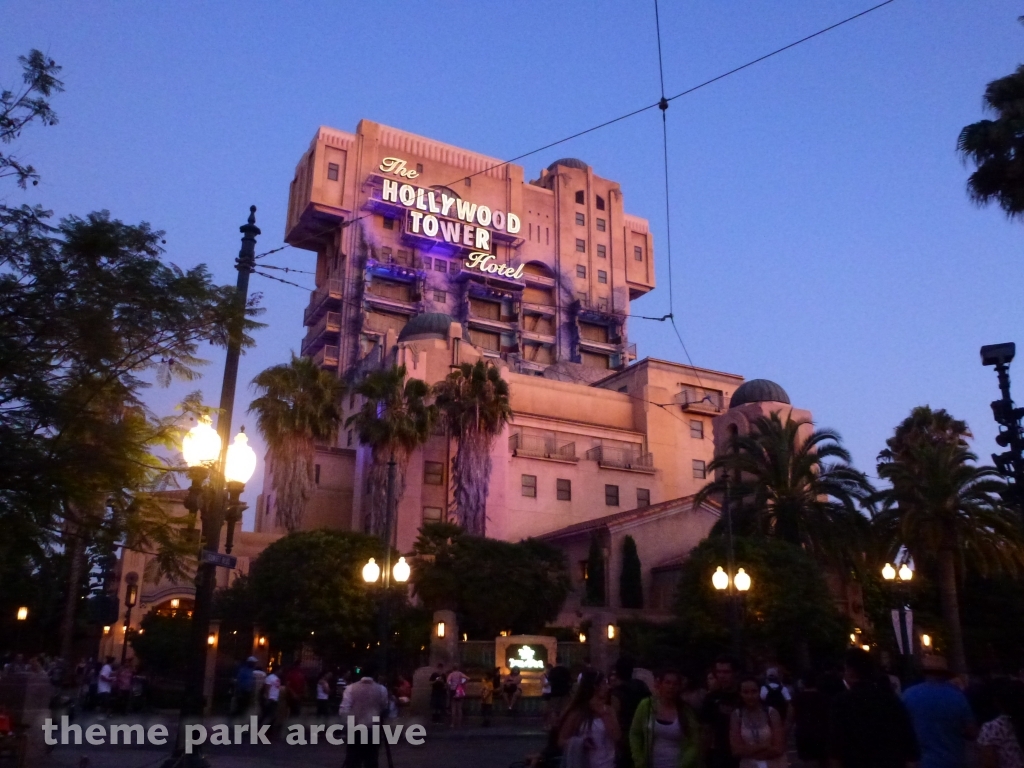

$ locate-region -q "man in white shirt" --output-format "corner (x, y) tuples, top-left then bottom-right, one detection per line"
(339, 664), (389, 768)
(96, 657), (114, 716)
(261, 666), (282, 734)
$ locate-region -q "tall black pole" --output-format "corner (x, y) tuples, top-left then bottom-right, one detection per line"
(170, 208), (259, 767)
(120, 604), (133, 665)
(379, 456), (397, 681)
(722, 479), (740, 662)
(992, 360), (1024, 515)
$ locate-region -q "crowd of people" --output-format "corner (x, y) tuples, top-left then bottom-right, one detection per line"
(0, 652), (146, 716)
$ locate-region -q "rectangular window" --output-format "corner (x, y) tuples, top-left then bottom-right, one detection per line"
(465, 177), (472, 187)
(396, 249), (410, 265)
(575, 212), (585, 226)
(637, 488), (650, 508)
(382, 217), (394, 230)
(347, 430), (353, 447)
(634, 245), (643, 261)
(522, 474), (537, 498)
(597, 244), (606, 258)
(576, 238), (586, 253)
(434, 259), (447, 273)
(424, 461), (444, 485)
(327, 163), (339, 181)
(421, 256), (431, 269)
(433, 290), (447, 303)
(690, 420), (704, 439)
(597, 270), (608, 284)
(315, 464), (321, 484)
(692, 459), (707, 479)
(596, 195), (605, 211)
(557, 478), (571, 501)
(575, 190), (585, 204)
(596, 218), (606, 232)
(416, 163), (424, 174)
(576, 265), (586, 278)
(423, 506), (443, 523)
(381, 246), (393, 261)
(605, 484), (619, 506)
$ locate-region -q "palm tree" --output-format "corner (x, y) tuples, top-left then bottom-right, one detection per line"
(875, 407), (1024, 674)
(248, 354), (343, 532)
(433, 360), (512, 536)
(346, 364), (436, 537)
(694, 412), (872, 562)
(958, 64), (1024, 220)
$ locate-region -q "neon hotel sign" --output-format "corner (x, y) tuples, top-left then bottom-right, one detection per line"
(379, 157), (524, 280)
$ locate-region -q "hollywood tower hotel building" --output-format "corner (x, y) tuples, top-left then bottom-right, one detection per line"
(255, 120), (811, 612)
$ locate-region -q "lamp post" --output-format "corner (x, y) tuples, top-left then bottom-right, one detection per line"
(121, 578), (139, 665)
(882, 560), (914, 678)
(711, 481), (750, 659)
(168, 209), (260, 768)
(362, 544), (410, 682)
(981, 343), (1024, 517)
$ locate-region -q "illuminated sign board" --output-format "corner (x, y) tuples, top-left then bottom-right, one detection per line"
(464, 251), (524, 280)
(505, 644), (547, 670)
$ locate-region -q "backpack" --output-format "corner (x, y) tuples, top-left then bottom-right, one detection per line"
(763, 684), (789, 718)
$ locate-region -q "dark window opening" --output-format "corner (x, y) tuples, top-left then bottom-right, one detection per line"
(416, 163), (424, 174)
(605, 484), (619, 506)
(575, 190), (585, 205)
(315, 464), (321, 484)
(596, 195), (605, 211)
(597, 244), (606, 258)
(692, 459), (707, 479)
(575, 212), (585, 226)
(557, 478), (571, 501)
(424, 461), (444, 485)
(690, 420), (704, 439)
(433, 290), (447, 303)
(637, 488), (650, 508)
(522, 474), (537, 498)
(383, 217), (395, 230)
(576, 265), (586, 278)
(576, 239), (586, 253)
(634, 246), (643, 261)
(327, 163), (339, 181)
(597, 270), (608, 284)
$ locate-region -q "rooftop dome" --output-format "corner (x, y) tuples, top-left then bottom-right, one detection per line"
(547, 158), (589, 172)
(397, 312), (454, 342)
(729, 379), (791, 409)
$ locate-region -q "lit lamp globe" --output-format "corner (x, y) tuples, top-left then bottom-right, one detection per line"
(182, 415), (221, 468)
(898, 563), (913, 582)
(882, 563), (896, 581)
(362, 558), (381, 584)
(225, 430), (258, 485)
(734, 568), (751, 592)
(393, 557), (411, 583)
(712, 566), (729, 591)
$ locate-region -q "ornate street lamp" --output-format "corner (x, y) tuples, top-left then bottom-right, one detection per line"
(362, 558), (381, 583)
(883, 560), (915, 679)
(121, 577), (139, 664)
(392, 557), (411, 584)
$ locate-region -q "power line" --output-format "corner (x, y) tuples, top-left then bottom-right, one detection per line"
(259, 264), (316, 276)
(252, 270), (313, 292)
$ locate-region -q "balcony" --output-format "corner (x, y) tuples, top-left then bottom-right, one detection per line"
(675, 389), (724, 415)
(509, 433), (578, 462)
(303, 279), (343, 325)
(313, 345), (339, 370)
(301, 311), (342, 355)
(585, 445), (655, 473)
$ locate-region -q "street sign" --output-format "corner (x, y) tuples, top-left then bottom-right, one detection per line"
(201, 550), (237, 569)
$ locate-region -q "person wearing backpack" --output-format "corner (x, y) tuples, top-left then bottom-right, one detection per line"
(760, 668), (791, 727)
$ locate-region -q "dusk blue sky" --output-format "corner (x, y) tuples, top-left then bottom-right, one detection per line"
(5, 1), (1023, 528)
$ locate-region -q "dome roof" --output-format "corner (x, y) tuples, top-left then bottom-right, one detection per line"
(547, 158), (589, 172)
(729, 379), (791, 409)
(397, 312), (454, 342)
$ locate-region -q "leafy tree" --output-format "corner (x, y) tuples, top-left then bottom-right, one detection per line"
(1, 49), (63, 187)
(584, 534), (606, 607)
(620, 535), (643, 609)
(216, 530), (387, 661)
(249, 354), (343, 531)
(958, 63), (1024, 220)
(433, 360), (512, 535)
(346, 365), (435, 536)
(695, 412), (872, 565)
(410, 522), (570, 638)
(130, 613), (192, 679)
(874, 407), (1024, 673)
(674, 536), (848, 671)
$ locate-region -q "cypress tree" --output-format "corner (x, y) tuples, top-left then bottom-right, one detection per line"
(585, 534), (606, 606)
(620, 535), (644, 609)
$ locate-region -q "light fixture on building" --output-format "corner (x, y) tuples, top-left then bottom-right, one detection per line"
(392, 557), (411, 583)
(436, 621), (445, 639)
(861, 644), (870, 652)
(16, 607), (28, 621)
(734, 568), (751, 592)
(207, 633), (216, 646)
(462, 633), (468, 642)
(712, 566), (729, 590)
(849, 633), (857, 645)
(103, 626), (111, 635)
(170, 598), (180, 610)
(607, 624), (617, 640)
(579, 632), (587, 643)
(258, 636), (266, 647)
(182, 415), (221, 467)
(922, 634), (932, 649)
(362, 558), (381, 584)
(499, 630), (508, 637)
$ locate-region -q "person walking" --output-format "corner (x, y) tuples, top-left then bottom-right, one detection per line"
(902, 655), (978, 768)
(481, 669), (499, 727)
(447, 663), (468, 729)
(96, 656), (114, 717)
(339, 664), (389, 768)
(429, 663), (447, 723)
(315, 670), (332, 717)
(285, 663), (307, 718)
(548, 661), (573, 726)
(791, 670), (830, 768)
(701, 656), (741, 768)
(828, 647), (919, 768)
(730, 675), (787, 768)
(233, 657), (256, 717)
(759, 668), (791, 724)
(978, 678), (1024, 768)
(261, 665), (282, 734)
(558, 670), (620, 768)
(629, 668), (701, 768)
(611, 656), (651, 768)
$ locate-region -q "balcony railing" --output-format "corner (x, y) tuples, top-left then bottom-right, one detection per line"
(301, 311), (342, 355)
(303, 279), (343, 325)
(509, 433), (578, 462)
(676, 389), (724, 414)
(313, 345), (339, 370)
(585, 445), (655, 472)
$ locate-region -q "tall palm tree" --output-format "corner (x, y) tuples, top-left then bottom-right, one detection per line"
(695, 412), (872, 562)
(433, 360), (512, 536)
(346, 364), (435, 537)
(875, 407), (1024, 674)
(958, 64), (1024, 220)
(248, 354), (343, 532)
